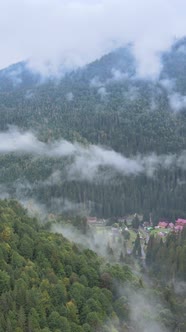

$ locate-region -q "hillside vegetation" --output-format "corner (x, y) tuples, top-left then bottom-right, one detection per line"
(1, 199), (186, 331)
(0, 40), (186, 219)
(0, 199), (137, 332)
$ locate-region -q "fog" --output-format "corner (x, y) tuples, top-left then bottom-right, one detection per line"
(52, 222), (170, 332)
(97, 86), (108, 100)
(1, 1), (186, 79)
(1, 127), (186, 182)
(66, 92), (74, 101)
(0, 126), (183, 331)
(159, 79), (186, 111)
(128, 289), (170, 332)
(169, 93), (186, 111)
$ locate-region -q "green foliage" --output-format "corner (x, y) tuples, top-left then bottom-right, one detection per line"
(0, 269), (10, 294)
(0, 44), (186, 220)
(132, 215), (140, 229)
(0, 199), (138, 331)
(1, 40), (186, 329)
(132, 234), (142, 258)
(146, 228), (186, 281)
(2, 199), (182, 331)
(0, 199), (185, 331)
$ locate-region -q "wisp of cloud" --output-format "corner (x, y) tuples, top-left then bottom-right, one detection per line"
(1, 0), (186, 79)
(0, 127), (186, 181)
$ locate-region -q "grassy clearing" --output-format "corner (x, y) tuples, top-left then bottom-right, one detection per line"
(150, 228), (171, 236)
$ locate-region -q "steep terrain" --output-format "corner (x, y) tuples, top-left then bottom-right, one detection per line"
(0, 39), (186, 331)
(0, 199), (185, 332)
(0, 40), (186, 220)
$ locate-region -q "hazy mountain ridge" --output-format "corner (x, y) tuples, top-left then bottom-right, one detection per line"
(0, 39), (186, 219)
(1, 38), (186, 92)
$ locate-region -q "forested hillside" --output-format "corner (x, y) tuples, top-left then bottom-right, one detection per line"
(0, 199), (134, 331)
(146, 228), (186, 281)
(0, 199), (185, 332)
(1, 1), (186, 332)
(0, 40), (186, 220)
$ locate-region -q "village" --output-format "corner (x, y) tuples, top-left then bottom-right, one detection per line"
(49, 212), (186, 262)
(86, 214), (186, 259)
(87, 214), (186, 234)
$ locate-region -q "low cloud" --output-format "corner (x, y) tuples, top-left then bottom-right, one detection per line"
(90, 76), (104, 88)
(173, 281), (186, 296)
(97, 86), (108, 99)
(1, 127), (186, 181)
(0, 126), (75, 156)
(0, 178), (91, 218)
(52, 222), (115, 259)
(177, 44), (186, 54)
(159, 79), (186, 111)
(6, 68), (23, 86)
(1, 1), (186, 79)
(128, 289), (170, 332)
(0, 126), (45, 154)
(90, 69), (130, 91)
(21, 197), (88, 219)
(159, 79), (175, 91)
(21, 199), (48, 220)
(123, 86), (140, 102)
(66, 92), (74, 101)
(169, 92), (186, 111)
(50, 197), (90, 215)
(25, 90), (34, 99)
(52, 221), (171, 332)
(0, 184), (10, 199)
(111, 68), (129, 81)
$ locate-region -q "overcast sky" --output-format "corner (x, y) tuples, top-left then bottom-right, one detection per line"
(0, 0), (186, 77)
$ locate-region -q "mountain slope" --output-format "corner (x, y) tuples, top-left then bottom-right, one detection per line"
(0, 199), (185, 332)
(0, 40), (186, 220)
(0, 199), (138, 332)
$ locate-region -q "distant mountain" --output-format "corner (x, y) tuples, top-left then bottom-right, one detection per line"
(0, 61), (42, 91)
(0, 46), (136, 89)
(0, 39), (186, 219)
(161, 37), (186, 94)
(1, 38), (186, 89)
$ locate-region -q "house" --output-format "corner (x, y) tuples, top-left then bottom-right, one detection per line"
(118, 217), (126, 223)
(158, 221), (168, 228)
(174, 225), (183, 231)
(95, 219), (107, 226)
(111, 227), (120, 236)
(87, 217), (106, 226)
(175, 219), (186, 227)
(158, 232), (166, 237)
(168, 222), (175, 229)
(87, 217), (97, 224)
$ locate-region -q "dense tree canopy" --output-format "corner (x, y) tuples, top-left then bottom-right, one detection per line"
(0, 42), (186, 220)
(0, 199), (138, 331)
(0, 199), (185, 331)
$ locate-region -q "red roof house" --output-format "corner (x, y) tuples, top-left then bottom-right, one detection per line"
(87, 217), (97, 224)
(175, 225), (183, 231)
(175, 219), (186, 227)
(168, 223), (175, 229)
(158, 221), (168, 228)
